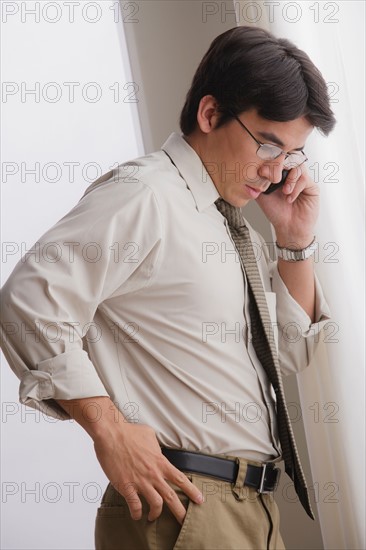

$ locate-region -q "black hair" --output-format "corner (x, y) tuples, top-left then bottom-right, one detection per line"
(180, 26), (336, 136)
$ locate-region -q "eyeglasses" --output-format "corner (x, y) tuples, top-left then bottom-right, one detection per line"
(230, 113), (308, 169)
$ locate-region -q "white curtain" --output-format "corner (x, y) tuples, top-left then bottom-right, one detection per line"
(237, 2), (365, 548)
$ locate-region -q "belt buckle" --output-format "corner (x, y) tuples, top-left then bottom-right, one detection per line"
(257, 463), (280, 494)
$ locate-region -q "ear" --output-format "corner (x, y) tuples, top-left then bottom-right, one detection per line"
(196, 95), (220, 134)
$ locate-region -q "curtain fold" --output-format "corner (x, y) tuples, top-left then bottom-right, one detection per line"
(237, 2), (365, 548)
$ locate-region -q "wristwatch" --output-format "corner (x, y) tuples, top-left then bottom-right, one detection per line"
(275, 236), (318, 262)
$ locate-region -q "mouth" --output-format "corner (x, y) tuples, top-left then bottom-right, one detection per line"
(245, 184), (263, 199)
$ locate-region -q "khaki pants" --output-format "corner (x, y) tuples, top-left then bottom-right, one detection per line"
(95, 455), (285, 550)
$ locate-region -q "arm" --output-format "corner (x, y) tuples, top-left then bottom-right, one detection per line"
(254, 165), (332, 375)
(257, 164), (322, 326)
(0, 170), (160, 419)
(1, 168), (202, 523)
(276, 241), (316, 322)
(55, 396), (204, 523)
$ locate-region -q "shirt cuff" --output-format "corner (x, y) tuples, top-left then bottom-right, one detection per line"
(19, 349), (109, 419)
(271, 262), (332, 336)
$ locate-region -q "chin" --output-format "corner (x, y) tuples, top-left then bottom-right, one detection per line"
(219, 189), (250, 208)
(230, 197), (250, 208)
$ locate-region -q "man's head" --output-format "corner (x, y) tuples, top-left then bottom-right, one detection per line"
(179, 26), (336, 207)
(180, 25), (336, 137)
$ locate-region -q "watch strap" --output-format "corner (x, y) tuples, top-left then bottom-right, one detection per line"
(276, 236), (318, 262)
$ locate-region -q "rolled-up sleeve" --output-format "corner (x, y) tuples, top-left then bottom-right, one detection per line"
(20, 349), (107, 403)
(270, 262), (332, 376)
(0, 168), (163, 419)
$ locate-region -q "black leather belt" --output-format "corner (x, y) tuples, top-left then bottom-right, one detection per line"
(161, 448), (281, 493)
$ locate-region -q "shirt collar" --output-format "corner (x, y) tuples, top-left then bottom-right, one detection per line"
(161, 132), (220, 212)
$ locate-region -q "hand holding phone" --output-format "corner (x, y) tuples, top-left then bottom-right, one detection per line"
(263, 169), (289, 195)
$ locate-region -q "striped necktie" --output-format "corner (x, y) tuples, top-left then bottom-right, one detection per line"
(215, 197), (314, 519)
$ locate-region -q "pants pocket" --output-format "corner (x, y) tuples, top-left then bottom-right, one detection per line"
(95, 473), (195, 550)
(95, 482), (151, 550)
(155, 472), (195, 550)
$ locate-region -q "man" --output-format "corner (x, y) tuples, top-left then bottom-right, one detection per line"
(1, 26), (335, 549)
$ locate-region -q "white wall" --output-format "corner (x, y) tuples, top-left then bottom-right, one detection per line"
(1, 2), (141, 548)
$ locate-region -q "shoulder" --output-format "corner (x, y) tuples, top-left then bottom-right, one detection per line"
(80, 149), (179, 208)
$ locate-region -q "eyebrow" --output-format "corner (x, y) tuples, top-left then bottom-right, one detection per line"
(257, 131), (305, 151)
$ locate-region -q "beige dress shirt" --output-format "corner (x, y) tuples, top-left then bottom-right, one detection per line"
(0, 133), (331, 462)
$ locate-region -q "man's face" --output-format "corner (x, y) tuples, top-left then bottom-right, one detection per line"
(192, 105), (314, 208)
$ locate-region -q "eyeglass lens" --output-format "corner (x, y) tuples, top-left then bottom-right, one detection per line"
(257, 145), (306, 168)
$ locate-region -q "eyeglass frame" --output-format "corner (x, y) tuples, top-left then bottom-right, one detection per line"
(228, 111), (308, 168)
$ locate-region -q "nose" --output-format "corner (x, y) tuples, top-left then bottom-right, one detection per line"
(259, 157), (286, 184)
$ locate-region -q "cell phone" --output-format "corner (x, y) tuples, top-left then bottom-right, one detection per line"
(262, 169), (289, 195)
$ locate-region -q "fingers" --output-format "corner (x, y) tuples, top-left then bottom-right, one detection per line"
(145, 464), (204, 525)
(114, 480), (165, 523)
(145, 479), (197, 525)
(162, 466), (205, 524)
(120, 478), (192, 525)
(166, 466), (204, 505)
(120, 481), (143, 521)
(115, 468), (204, 524)
(281, 166), (302, 202)
(282, 165), (315, 203)
(154, 468), (204, 525)
(142, 485), (165, 522)
(121, 480), (186, 524)
(157, 480), (188, 525)
(97, 429), (205, 525)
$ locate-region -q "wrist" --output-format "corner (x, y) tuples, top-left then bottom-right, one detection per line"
(275, 234), (315, 250)
(56, 396), (129, 442)
(276, 236), (317, 262)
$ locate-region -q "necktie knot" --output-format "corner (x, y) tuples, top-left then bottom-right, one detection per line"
(215, 198), (246, 229)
